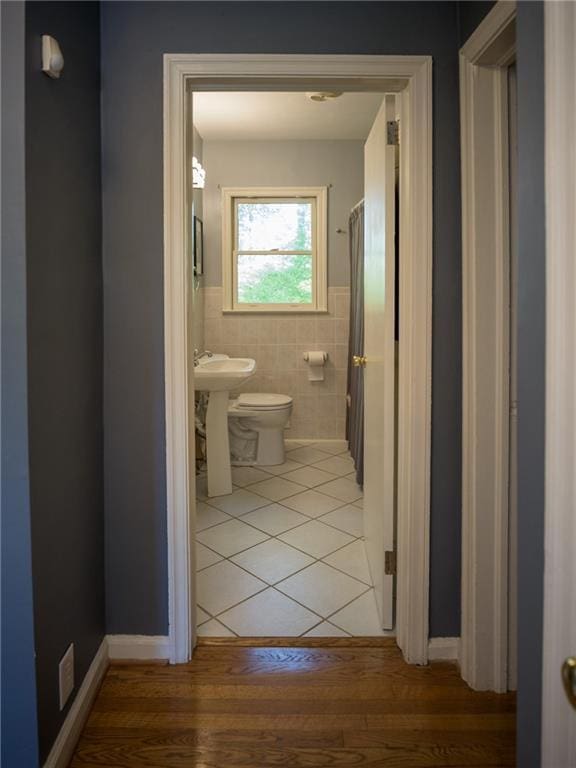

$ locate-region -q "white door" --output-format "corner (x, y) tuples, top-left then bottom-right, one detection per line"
(363, 96), (397, 630)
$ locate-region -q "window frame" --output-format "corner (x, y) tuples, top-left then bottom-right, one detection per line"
(221, 186), (328, 313)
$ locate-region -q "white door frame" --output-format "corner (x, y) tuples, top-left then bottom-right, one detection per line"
(542, 2), (576, 763)
(460, 0), (517, 692)
(163, 54), (433, 664)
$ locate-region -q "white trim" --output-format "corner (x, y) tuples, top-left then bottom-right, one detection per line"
(394, 58), (433, 665)
(428, 637), (461, 662)
(542, 3), (576, 765)
(43, 639), (108, 768)
(221, 185), (328, 313)
(461, 0), (517, 65)
(164, 54), (433, 666)
(164, 59), (196, 664)
(460, 1), (516, 692)
(107, 634), (173, 661)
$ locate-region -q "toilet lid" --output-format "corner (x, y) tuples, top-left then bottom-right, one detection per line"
(237, 393), (292, 409)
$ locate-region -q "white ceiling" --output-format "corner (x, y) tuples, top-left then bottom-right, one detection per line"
(193, 91), (385, 141)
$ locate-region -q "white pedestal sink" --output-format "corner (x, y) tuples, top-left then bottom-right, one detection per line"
(195, 355), (256, 497)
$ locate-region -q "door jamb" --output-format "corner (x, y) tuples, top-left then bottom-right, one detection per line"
(460, 1), (517, 692)
(163, 54), (433, 664)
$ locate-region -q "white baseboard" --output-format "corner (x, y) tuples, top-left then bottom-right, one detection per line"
(428, 636), (460, 661)
(43, 638), (109, 768)
(107, 634), (172, 661)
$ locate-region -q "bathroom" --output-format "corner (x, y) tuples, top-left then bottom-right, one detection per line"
(191, 90), (394, 637)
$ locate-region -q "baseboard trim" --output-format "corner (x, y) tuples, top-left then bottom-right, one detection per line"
(43, 638), (108, 768)
(428, 637), (460, 661)
(107, 634), (172, 661)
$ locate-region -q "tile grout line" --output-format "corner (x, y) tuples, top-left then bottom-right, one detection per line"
(197, 519), (370, 587)
(197, 488), (363, 543)
(196, 443), (374, 636)
(197, 546), (375, 633)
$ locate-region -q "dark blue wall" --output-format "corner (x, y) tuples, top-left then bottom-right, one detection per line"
(1, 3), (40, 765)
(516, 2), (545, 764)
(25, 2), (105, 761)
(101, 0), (463, 639)
(457, 0), (495, 45)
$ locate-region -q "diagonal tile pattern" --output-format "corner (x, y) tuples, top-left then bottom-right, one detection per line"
(280, 489), (344, 517)
(196, 518), (270, 558)
(231, 539), (314, 584)
(278, 520), (355, 559)
(276, 562), (368, 618)
(218, 588), (319, 636)
(195, 440), (388, 637)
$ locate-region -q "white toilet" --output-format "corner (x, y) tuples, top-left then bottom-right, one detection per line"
(228, 393), (293, 466)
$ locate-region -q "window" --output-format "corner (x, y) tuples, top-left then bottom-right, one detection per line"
(222, 187), (327, 312)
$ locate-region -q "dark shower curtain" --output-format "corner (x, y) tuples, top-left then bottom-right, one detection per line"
(346, 201), (364, 486)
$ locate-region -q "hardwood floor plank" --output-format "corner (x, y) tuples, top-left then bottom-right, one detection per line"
(99, 679), (512, 704)
(92, 695), (515, 716)
(86, 711), (369, 730)
(70, 643), (516, 767)
(71, 741), (514, 768)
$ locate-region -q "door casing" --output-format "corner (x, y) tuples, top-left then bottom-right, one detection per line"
(460, 0), (517, 692)
(163, 54), (433, 665)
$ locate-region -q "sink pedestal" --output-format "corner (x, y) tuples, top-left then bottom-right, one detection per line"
(194, 355), (256, 497)
(205, 391), (232, 497)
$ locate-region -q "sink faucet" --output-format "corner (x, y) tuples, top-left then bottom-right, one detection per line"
(194, 349), (214, 367)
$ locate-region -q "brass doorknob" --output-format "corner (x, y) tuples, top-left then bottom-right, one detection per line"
(353, 355), (367, 367)
(562, 657), (576, 710)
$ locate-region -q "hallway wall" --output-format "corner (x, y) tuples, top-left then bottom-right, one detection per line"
(101, 0), (464, 640)
(1, 3), (40, 765)
(516, 3), (545, 764)
(25, 2), (105, 761)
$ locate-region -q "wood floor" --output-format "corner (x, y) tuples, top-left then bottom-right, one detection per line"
(70, 638), (516, 767)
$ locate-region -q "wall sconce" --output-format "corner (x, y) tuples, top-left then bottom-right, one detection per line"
(42, 35), (64, 79)
(192, 156), (206, 189)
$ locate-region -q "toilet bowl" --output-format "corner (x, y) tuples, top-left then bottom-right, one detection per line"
(228, 393), (293, 466)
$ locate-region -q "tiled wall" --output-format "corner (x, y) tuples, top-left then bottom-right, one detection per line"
(202, 287), (350, 439)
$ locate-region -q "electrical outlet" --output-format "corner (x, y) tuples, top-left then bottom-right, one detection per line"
(58, 643), (74, 710)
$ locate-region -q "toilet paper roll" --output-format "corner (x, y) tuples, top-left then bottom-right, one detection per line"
(304, 351), (327, 382)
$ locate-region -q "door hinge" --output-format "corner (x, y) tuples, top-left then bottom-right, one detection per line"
(387, 120), (399, 146)
(385, 550), (397, 575)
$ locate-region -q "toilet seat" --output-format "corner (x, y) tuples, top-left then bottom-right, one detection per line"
(235, 393), (293, 411)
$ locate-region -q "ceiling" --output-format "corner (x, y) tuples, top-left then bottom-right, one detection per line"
(193, 92), (385, 141)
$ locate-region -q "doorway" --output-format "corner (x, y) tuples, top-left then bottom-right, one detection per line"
(163, 54), (432, 664)
(190, 90), (400, 639)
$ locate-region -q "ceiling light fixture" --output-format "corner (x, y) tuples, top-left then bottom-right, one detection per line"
(306, 91), (343, 102)
(192, 156), (206, 189)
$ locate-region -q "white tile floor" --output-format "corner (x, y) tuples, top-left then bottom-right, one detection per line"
(195, 439), (391, 637)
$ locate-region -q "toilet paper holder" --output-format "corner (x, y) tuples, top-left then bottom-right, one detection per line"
(303, 351), (328, 382)
(303, 351), (328, 364)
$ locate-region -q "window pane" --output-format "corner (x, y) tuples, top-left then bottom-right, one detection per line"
(237, 201), (312, 251)
(237, 254), (313, 304)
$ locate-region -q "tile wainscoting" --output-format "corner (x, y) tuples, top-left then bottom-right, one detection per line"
(201, 286), (350, 439)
